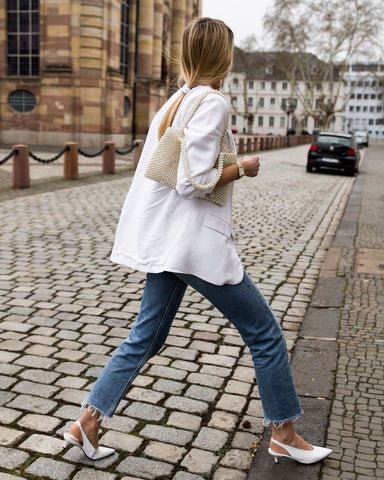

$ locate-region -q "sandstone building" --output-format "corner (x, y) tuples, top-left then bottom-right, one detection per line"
(0, 0), (201, 147)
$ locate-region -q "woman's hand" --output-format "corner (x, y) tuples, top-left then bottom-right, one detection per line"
(216, 155), (260, 188)
(240, 156), (260, 178)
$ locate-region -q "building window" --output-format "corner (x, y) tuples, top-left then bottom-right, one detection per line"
(8, 89), (36, 113)
(270, 97), (276, 106)
(369, 119), (374, 125)
(364, 94), (369, 100)
(231, 97), (237, 107)
(258, 116), (263, 126)
(233, 78), (239, 88)
(282, 82), (288, 90)
(259, 97), (264, 107)
(123, 96), (130, 116)
(371, 94), (376, 99)
(363, 106), (368, 112)
(356, 106), (361, 112)
(265, 66), (273, 75)
(271, 82), (276, 90)
(249, 81), (254, 89)
(248, 97), (253, 107)
(120, 0), (130, 83)
(260, 81), (265, 90)
(350, 94), (355, 99)
(370, 106), (375, 112)
(377, 106), (382, 112)
(7, 0), (40, 76)
(349, 106), (354, 112)
(280, 116), (285, 128)
(269, 116), (274, 127)
(231, 115), (237, 126)
(357, 94), (362, 99)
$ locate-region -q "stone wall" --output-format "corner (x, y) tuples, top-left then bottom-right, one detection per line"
(0, 0), (201, 147)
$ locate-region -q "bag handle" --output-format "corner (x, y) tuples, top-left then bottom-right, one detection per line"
(180, 90), (232, 191)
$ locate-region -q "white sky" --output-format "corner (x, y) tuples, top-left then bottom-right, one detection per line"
(202, 0), (274, 47)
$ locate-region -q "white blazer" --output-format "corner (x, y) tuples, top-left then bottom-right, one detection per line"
(110, 85), (244, 285)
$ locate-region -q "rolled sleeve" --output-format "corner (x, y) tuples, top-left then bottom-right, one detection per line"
(175, 94), (229, 199)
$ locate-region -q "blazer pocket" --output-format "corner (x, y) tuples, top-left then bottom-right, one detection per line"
(203, 214), (234, 239)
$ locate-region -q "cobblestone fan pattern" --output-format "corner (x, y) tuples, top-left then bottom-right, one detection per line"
(0, 145), (353, 479)
(321, 147), (384, 480)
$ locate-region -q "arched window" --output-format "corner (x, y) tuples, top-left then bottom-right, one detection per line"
(7, 0), (40, 76)
(120, 0), (130, 84)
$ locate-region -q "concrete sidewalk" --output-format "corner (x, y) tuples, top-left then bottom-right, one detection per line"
(247, 143), (384, 479)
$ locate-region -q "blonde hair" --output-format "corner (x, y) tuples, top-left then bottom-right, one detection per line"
(158, 17), (234, 139)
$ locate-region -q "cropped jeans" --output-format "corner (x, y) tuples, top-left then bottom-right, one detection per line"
(84, 270), (303, 425)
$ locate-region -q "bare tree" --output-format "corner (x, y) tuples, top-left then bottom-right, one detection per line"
(264, 0), (384, 130)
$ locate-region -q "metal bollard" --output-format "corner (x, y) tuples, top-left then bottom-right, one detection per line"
(64, 142), (79, 180)
(132, 139), (144, 169)
(246, 138), (253, 153)
(12, 144), (30, 188)
(103, 141), (115, 174)
(254, 137), (260, 151)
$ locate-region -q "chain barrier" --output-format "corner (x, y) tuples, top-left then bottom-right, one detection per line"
(1, 142), (138, 168)
(29, 146), (69, 164)
(78, 145), (109, 158)
(0, 149), (17, 166)
(115, 143), (139, 155)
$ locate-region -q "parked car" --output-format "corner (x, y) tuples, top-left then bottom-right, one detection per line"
(306, 132), (361, 175)
(354, 130), (369, 148)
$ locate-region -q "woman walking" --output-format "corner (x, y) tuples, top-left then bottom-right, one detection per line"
(64, 17), (332, 466)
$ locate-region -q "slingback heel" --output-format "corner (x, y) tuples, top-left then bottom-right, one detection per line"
(63, 420), (115, 460)
(268, 438), (332, 465)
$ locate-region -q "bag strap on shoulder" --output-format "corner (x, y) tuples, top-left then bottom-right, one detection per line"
(181, 89), (230, 131)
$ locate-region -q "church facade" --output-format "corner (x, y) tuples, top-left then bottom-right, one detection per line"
(0, 0), (201, 147)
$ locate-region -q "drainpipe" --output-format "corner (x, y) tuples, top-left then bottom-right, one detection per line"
(132, 0), (140, 141)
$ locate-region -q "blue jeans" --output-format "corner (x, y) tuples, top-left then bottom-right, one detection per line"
(84, 270), (303, 424)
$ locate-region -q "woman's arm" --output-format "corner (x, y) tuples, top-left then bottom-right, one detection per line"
(216, 155), (261, 188)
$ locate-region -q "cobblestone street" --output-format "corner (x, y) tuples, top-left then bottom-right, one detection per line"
(0, 144), (356, 480)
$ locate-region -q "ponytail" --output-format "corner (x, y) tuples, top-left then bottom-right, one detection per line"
(158, 92), (186, 140)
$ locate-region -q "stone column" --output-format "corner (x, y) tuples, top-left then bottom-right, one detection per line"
(137, 0), (154, 77)
(186, 0), (193, 24)
(136, 0), (155, 134)
(153, 0), (163, 81)
(170, 0), (186, 82)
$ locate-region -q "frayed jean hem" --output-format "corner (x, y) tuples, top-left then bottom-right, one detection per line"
(262, 410), (304, 429)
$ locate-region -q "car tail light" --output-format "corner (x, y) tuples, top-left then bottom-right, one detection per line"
(310, 143), (317, 151)
(346, 147), (355, 155)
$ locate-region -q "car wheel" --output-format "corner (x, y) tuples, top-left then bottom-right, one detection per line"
(306, 165), (313, 172)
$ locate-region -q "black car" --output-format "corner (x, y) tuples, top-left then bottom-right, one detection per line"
(306, 132), (361, 175)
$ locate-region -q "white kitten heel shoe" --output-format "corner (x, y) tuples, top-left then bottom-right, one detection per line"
(63, 420), (115, 460)
(268, 438), (332, 464)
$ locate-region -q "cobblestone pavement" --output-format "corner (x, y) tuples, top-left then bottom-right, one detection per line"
(320, 144), (384, 480)
(0, 144), (356, 480)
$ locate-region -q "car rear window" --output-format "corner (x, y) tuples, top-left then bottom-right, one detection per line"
(317, 135), (351, 147)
